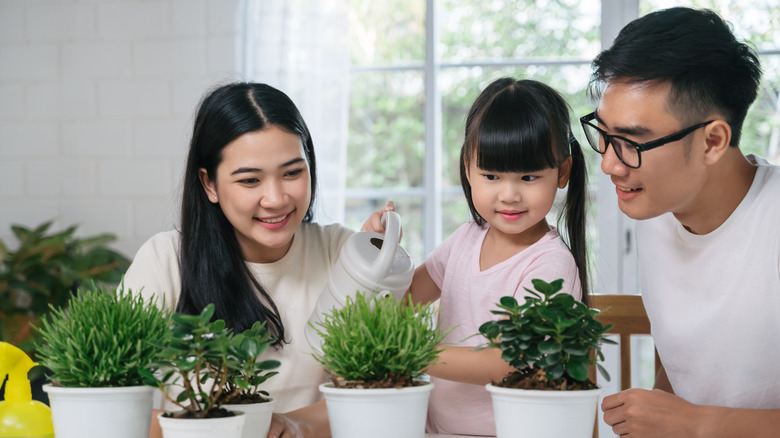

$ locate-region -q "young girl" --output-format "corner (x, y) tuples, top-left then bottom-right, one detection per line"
(405, 78), (589, 436)
(122, 82), (391, 438)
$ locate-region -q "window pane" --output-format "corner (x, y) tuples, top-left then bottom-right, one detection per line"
(641, 1), (780, 51)
(349, 0), (425, 67)
(745, 55), (780, 164)
(347, 71), (425, 189)
(439, 0), (601, 62)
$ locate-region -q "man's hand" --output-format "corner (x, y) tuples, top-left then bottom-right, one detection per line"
(602, 388), (706, 437)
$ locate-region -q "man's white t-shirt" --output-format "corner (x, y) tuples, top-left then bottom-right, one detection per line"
(637, 155), (780, 408)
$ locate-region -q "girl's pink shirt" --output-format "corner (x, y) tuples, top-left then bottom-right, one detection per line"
(424, 221), (582, 436)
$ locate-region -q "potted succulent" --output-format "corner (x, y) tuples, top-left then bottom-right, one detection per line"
(478, 278), (615, 438)
(34, 282), (171, 438)
(0, 221), (130, 398)
(311, 291), (449, 438)
(142, 303), (280, 438)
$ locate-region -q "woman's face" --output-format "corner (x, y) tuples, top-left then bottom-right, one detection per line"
(200, 125), (311, 263)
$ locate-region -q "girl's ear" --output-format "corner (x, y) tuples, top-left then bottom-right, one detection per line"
(702, 120), (731, 166)
(199, 168), (219, 203)
(557, 156), (573, 189)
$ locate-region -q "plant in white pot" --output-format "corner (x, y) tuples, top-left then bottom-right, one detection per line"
(218, 319), (280, 438)
(35, 282), (171, 438)
(478, 278), (615, 438)
(311, 291), (449, 438)
(142, 303), (280, 438)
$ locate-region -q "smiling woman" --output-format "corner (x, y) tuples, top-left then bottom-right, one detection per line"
(199, 126), (313, 263)
(120, 81), (396, 438)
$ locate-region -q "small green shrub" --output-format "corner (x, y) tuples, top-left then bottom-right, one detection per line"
(35, 282), (171, 387)
(311, 291), (449, 388)
(142, 304), (280, 418)
(478, 279), (615, 390)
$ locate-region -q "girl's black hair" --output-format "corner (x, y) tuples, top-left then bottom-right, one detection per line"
(177, 82), (318, 346)
(459, 78), (590, 301)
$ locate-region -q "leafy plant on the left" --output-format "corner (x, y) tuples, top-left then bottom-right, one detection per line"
(142, 304), (280, 419)
(0, 221), (130, 362)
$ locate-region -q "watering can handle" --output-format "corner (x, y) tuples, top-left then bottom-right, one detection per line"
(370, 210), (402, 281)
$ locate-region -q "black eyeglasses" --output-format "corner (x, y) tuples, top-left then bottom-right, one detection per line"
(580, 112), (715, 169)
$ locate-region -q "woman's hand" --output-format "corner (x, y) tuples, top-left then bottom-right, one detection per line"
(267, 400), (331, 438)
(360, 201), (400, 238)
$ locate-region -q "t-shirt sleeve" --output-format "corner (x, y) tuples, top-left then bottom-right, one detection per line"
(514, 245), (582, 301)
(121, 232), (181, 310)
(425, 223), (471, 289)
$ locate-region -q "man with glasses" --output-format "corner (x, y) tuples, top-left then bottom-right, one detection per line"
(585, 7), (780, 437)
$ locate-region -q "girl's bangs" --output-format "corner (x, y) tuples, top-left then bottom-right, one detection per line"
(474, 105), (560, 173)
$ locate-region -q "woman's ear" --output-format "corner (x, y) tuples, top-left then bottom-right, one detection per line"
(702, 120), (732, 166)
(557, 156), (573, 189)
(199, 168), (218, 203)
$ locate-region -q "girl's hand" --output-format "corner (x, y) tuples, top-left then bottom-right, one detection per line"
(361, 201), (400, 237)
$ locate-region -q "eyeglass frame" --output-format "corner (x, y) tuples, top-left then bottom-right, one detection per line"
(580, 111), (715, 169)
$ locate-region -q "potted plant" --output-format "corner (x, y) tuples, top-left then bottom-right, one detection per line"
(478, 278), (615, 438)
(219, 318), (281, 438)
(0, 220), (130, 398)
(34, 282), (171, 438)
(311, 291), (449, 438)
(143, 303), (280, 438)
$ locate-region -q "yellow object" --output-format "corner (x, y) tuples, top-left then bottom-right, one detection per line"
(0, 342), (54, 438)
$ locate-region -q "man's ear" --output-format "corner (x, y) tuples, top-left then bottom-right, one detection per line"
(558, 156), (573, 189)
(702, 120), (731, 165)
(199, 168), (218, 204)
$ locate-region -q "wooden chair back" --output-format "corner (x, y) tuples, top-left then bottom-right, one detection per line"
(588, 294), (659, 391)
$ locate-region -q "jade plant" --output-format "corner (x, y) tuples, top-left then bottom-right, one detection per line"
(142, 303), (280, 418)
(478, 278), (615, 390)
(311, 291), (449, 388)
(34, 282), (171, 387)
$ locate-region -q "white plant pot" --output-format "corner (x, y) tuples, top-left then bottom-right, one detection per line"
(224, 397), (275, 438)
(157, 411), (246, 438)
(486, 384), (603, 438)
(43, 384), (154, 438)
(320, 381), (432, 438)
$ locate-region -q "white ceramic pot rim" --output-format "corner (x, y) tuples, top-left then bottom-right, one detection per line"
(43, 383), (153, 394)
(319, 381), (431, 395)
(485, 383), (603, 397)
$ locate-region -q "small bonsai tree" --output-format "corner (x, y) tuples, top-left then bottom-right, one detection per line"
(34, 282), (171, 387)
(142, 303), (280, 418)
(478, 278), (615, 391)
(311, 291), (449, 388)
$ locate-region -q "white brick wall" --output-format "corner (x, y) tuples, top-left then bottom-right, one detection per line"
(0, 0), (244, 258)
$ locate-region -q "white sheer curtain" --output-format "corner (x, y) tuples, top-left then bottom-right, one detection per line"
(242, 0), (351, 224)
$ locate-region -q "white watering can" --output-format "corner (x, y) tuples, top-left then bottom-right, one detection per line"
(305, 210), (414, 354)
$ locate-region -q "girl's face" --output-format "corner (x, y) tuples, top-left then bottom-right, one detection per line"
(467, 156), (571, 245)
(200, 126), (311, 263)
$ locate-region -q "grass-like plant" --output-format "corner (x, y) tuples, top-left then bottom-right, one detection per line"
(34, 282), (171, 387)
(478, 278), (615, 390)
(311, 291), (449, 388)
(141, 303), (280, 418)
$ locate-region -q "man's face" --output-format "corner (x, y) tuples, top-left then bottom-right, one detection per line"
(595, 80), (709, 221)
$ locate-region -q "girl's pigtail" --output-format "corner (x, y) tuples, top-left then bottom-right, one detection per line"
(563, 134), (590, 304)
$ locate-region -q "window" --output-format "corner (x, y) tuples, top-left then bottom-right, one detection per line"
(343, 0), (780, 296)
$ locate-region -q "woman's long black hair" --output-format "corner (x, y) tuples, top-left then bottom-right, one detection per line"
(459, 78), (590, 302)
(177, 82), (318, 345)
